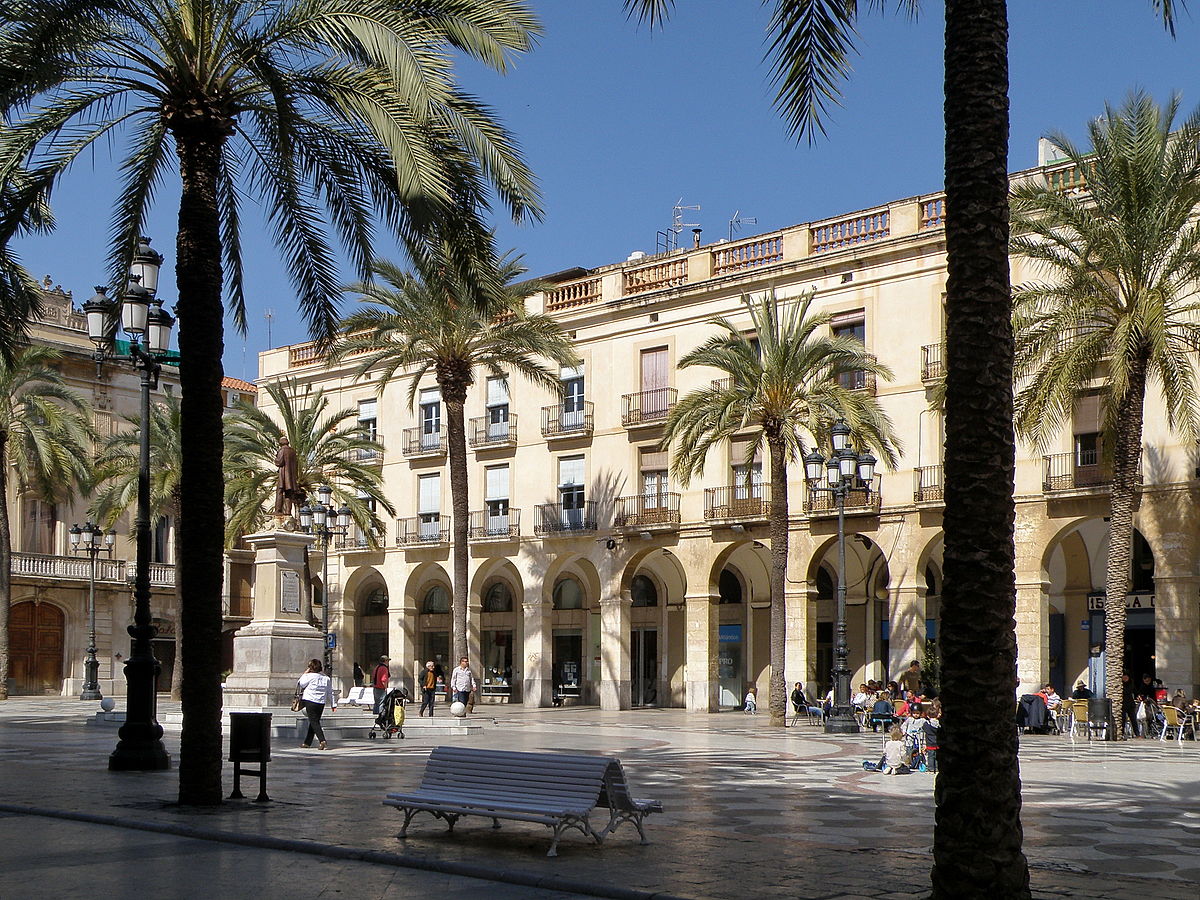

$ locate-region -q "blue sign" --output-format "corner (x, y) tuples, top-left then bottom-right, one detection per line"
(718, 625), (742, 644)
(325, 633), (337, 650)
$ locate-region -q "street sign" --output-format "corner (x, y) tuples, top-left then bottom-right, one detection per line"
(325, 633), (337, 650)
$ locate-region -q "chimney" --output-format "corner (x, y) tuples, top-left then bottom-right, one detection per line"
(692, 228), (702, 249)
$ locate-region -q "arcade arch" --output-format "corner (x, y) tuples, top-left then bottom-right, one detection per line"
(469, 559), (523, 702)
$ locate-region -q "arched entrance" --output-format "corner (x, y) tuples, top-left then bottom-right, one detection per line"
(10, 601), (64, 694)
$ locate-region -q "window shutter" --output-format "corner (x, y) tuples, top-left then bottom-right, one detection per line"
(419, 387), (440, 406)
(558, 455), (584, 486)
(1073, 393), (1102, 435)
(485, 465), (509, 500)
(486, 377), (509, 406)
(639, 447), (668, 471)
(418, 474), (440, 513)
(358, 398), (377, 420)
(560, 364), (584, 380)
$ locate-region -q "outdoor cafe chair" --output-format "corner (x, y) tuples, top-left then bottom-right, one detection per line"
(1160, 705), (1196, 744)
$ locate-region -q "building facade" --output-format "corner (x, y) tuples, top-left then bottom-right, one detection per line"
(256, 159), (1199, 709)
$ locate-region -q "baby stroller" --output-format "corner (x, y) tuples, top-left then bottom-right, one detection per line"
(369, 686), (409, 740)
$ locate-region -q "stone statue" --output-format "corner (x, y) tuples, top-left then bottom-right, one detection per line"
(274, 437), (302, 517)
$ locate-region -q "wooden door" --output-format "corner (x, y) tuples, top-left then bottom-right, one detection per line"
(9, 601), (64, 694)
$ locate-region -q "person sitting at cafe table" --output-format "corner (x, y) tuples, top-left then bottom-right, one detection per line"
(1070, 681), (1093, 700)
(1037, 684), (1062, 711)
(895, 691), (924, 718)
(852, 684), (873, 708)
(1170, 689), (1189, 710)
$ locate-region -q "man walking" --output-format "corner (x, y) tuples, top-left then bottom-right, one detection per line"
(418, 660), (439, 716)
(449, 656), (477, 713)
(371, 656), (391, 716)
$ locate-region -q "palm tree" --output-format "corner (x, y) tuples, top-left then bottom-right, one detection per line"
(0, 0), (540, 804)
(337, 246), (579, 664)
(624, 4), (1177, 892)
(661, 290), (898, 726)
(91, 391), (185, 699)
(1011, 91), (1200, 739)
(0, 345), (93, 699)
(0, 151), (52, 361)
(223, 380), (394, 548)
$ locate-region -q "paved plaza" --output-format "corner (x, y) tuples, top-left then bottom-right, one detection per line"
(0, 698), (1197, 899)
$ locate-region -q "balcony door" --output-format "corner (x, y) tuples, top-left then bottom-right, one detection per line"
(485, 465), (510, 535)
(559, 456), (585, 529)
(486, 376), (510, 440)
(419, 388), (441, 451)
(640, 347), (668, 419)
(561, 366), (585, 429)
(418, 473), (441, 540)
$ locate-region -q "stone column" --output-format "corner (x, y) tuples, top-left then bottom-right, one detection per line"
(784, 587), (809, 695)
(223, 529), (320, 708)
(522, 584), (553, 708)
(1153, 572), (1200, 696)
(685, 592), (719, 712)
(389, 586), (417, 696)
(888, 583), (926, 679)
(599, 588), (632, 710)
(1015, 579), (1050, 692)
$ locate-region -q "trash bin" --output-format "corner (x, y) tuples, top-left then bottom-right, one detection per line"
(1087, 698), (1114, 741)
(228, 712), (272, 801)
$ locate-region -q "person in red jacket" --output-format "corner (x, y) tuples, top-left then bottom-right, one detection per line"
(371, 656), (391, 715)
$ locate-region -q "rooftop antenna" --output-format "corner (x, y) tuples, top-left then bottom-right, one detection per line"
(657, 198), (700, 254)
(728, 210), (757, 242)
(264, 307), (275, 348)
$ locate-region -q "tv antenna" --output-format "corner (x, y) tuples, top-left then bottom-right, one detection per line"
(264, 308), (275, 348)
(728, 210), (757, 242)
(656, 198), (700, 254)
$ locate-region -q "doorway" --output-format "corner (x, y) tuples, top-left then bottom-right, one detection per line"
(9, 601), (64, 694)
(631, 628), (658, 707)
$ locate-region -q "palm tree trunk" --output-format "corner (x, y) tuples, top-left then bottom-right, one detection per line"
(934, 1), (1030, 896)
(1104, 354), (1148, 739)
(445, 391), (470, 663)
(0, 433), (10, 699)
(173, 125), (228, 806)
(170, 500), (183, 702)
(767, 438), (788, 726)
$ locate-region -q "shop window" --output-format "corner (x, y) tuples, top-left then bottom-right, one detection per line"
(483, 581), (514, 613)
(718, 569), (742, 604)
(553, 576), (584, 610)
(422, 584), (450, 614)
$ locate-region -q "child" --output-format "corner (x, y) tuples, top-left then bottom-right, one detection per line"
(881, 725), (910, 775)
(743, 686), (757, 714)
(923, 702), (941, 773)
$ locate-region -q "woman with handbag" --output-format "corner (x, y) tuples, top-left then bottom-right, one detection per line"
(296, 658), (335, 750)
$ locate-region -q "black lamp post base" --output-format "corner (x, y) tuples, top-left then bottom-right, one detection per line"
(80, 658), (102, 701)
(823, 710), (861, 735)
(109, 738), (171, 771)
(80, 688), (103, 701)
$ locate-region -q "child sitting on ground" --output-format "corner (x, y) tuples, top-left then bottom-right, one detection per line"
(881, 725), (911, 775)
(743, 686), (757, 714)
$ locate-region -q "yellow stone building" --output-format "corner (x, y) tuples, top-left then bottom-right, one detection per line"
(257, 159), (1199, 710)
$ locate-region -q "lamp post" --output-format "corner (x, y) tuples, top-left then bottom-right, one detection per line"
(70, 521), (115, 700)
(82, 236), (173, 771)
(299, 484), (352, 678)
(804, 420), (877, 736)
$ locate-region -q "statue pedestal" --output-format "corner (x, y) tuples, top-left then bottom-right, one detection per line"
(224, 530), (321, 708)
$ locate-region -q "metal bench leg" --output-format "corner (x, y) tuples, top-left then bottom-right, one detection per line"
(547, 822), (565, 857)
(492, 817), (502, 829)
(398, 808), (417, 838)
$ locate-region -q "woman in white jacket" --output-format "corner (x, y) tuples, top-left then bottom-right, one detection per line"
(297, 658), (335, 750)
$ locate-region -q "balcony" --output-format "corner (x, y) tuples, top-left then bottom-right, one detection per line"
(541, 402), (594, 439)
(621, 388), (677, 428)
(1042, 452), (1142, 493)
(342, 439), (384, 465)
(804, 475), (882, 516)
(335, 528), (384, 551)
(534, 501), (598, 535)
(469, 414), (518, 449)
(468, 509), (521, 541)
(921, 343), (945, 384)
(704, 485), (771, 523)
(10, 552), (175, 587)
(914, 465), (944, 504)
(836, 356), (878, 395)
(395, 516), (450, 546)
(403, 427), (446, 458)
(614, 492), (680, 530)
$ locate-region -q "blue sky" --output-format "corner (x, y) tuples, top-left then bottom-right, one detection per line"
(11, 3), (1200, 380)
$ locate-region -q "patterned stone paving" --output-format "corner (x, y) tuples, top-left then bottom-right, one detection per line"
(0, 698), (1197, 898)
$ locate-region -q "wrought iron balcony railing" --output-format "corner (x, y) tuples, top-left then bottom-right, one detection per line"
(1042, 451), (1142, 493)
(704, 485), (771, 522)
(395, 516), (450, 545)
(341, 439), (384, 465)
(621, 388), (677, 427)
(534, 501), (598, 535)
(914, 465), (944, 504)
(921, 343), (945, 383)
(403, 427), (446, 457)
(468, 509), (521, 541)
(469, 414), (518, 448)
(803, 475), (882, 516)
(541, 402), (594, 439)
(613, 492), (681, 529)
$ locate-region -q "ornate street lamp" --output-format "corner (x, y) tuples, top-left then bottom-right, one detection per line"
(69, 521), (115, 700)
(82, 237), (173, 771)
(300, 484), (352, 678)
(804, 420), (877, 735)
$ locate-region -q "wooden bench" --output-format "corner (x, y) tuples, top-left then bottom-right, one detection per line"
(383, 746), (663, 857)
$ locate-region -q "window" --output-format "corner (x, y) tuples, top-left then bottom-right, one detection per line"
(486, 377), (510, 440)
(718, 569), (742, 605)
(561, 365), (585, 428)
(422, 584), (450, 614)
(730, 436), (762, 499)
(553, 576), (584, 610)
(358, 398), (378, 441)
(1073, 393), (1103, 485)
(419, 387), (441, 450)
(558, 456), (585, 527)
(483, 581), (514, 613)
(21, 499), (56, 555)
(631, 574), (658, 608)
(832, 312), (867, 390)
(153, 516), (170, 564)
(362, 587), (389, 616)
(639, 347), (669, 419)
(485, 465), (510, 532)
(639, 447), (669, 507)
(418, 473), (441, 540)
